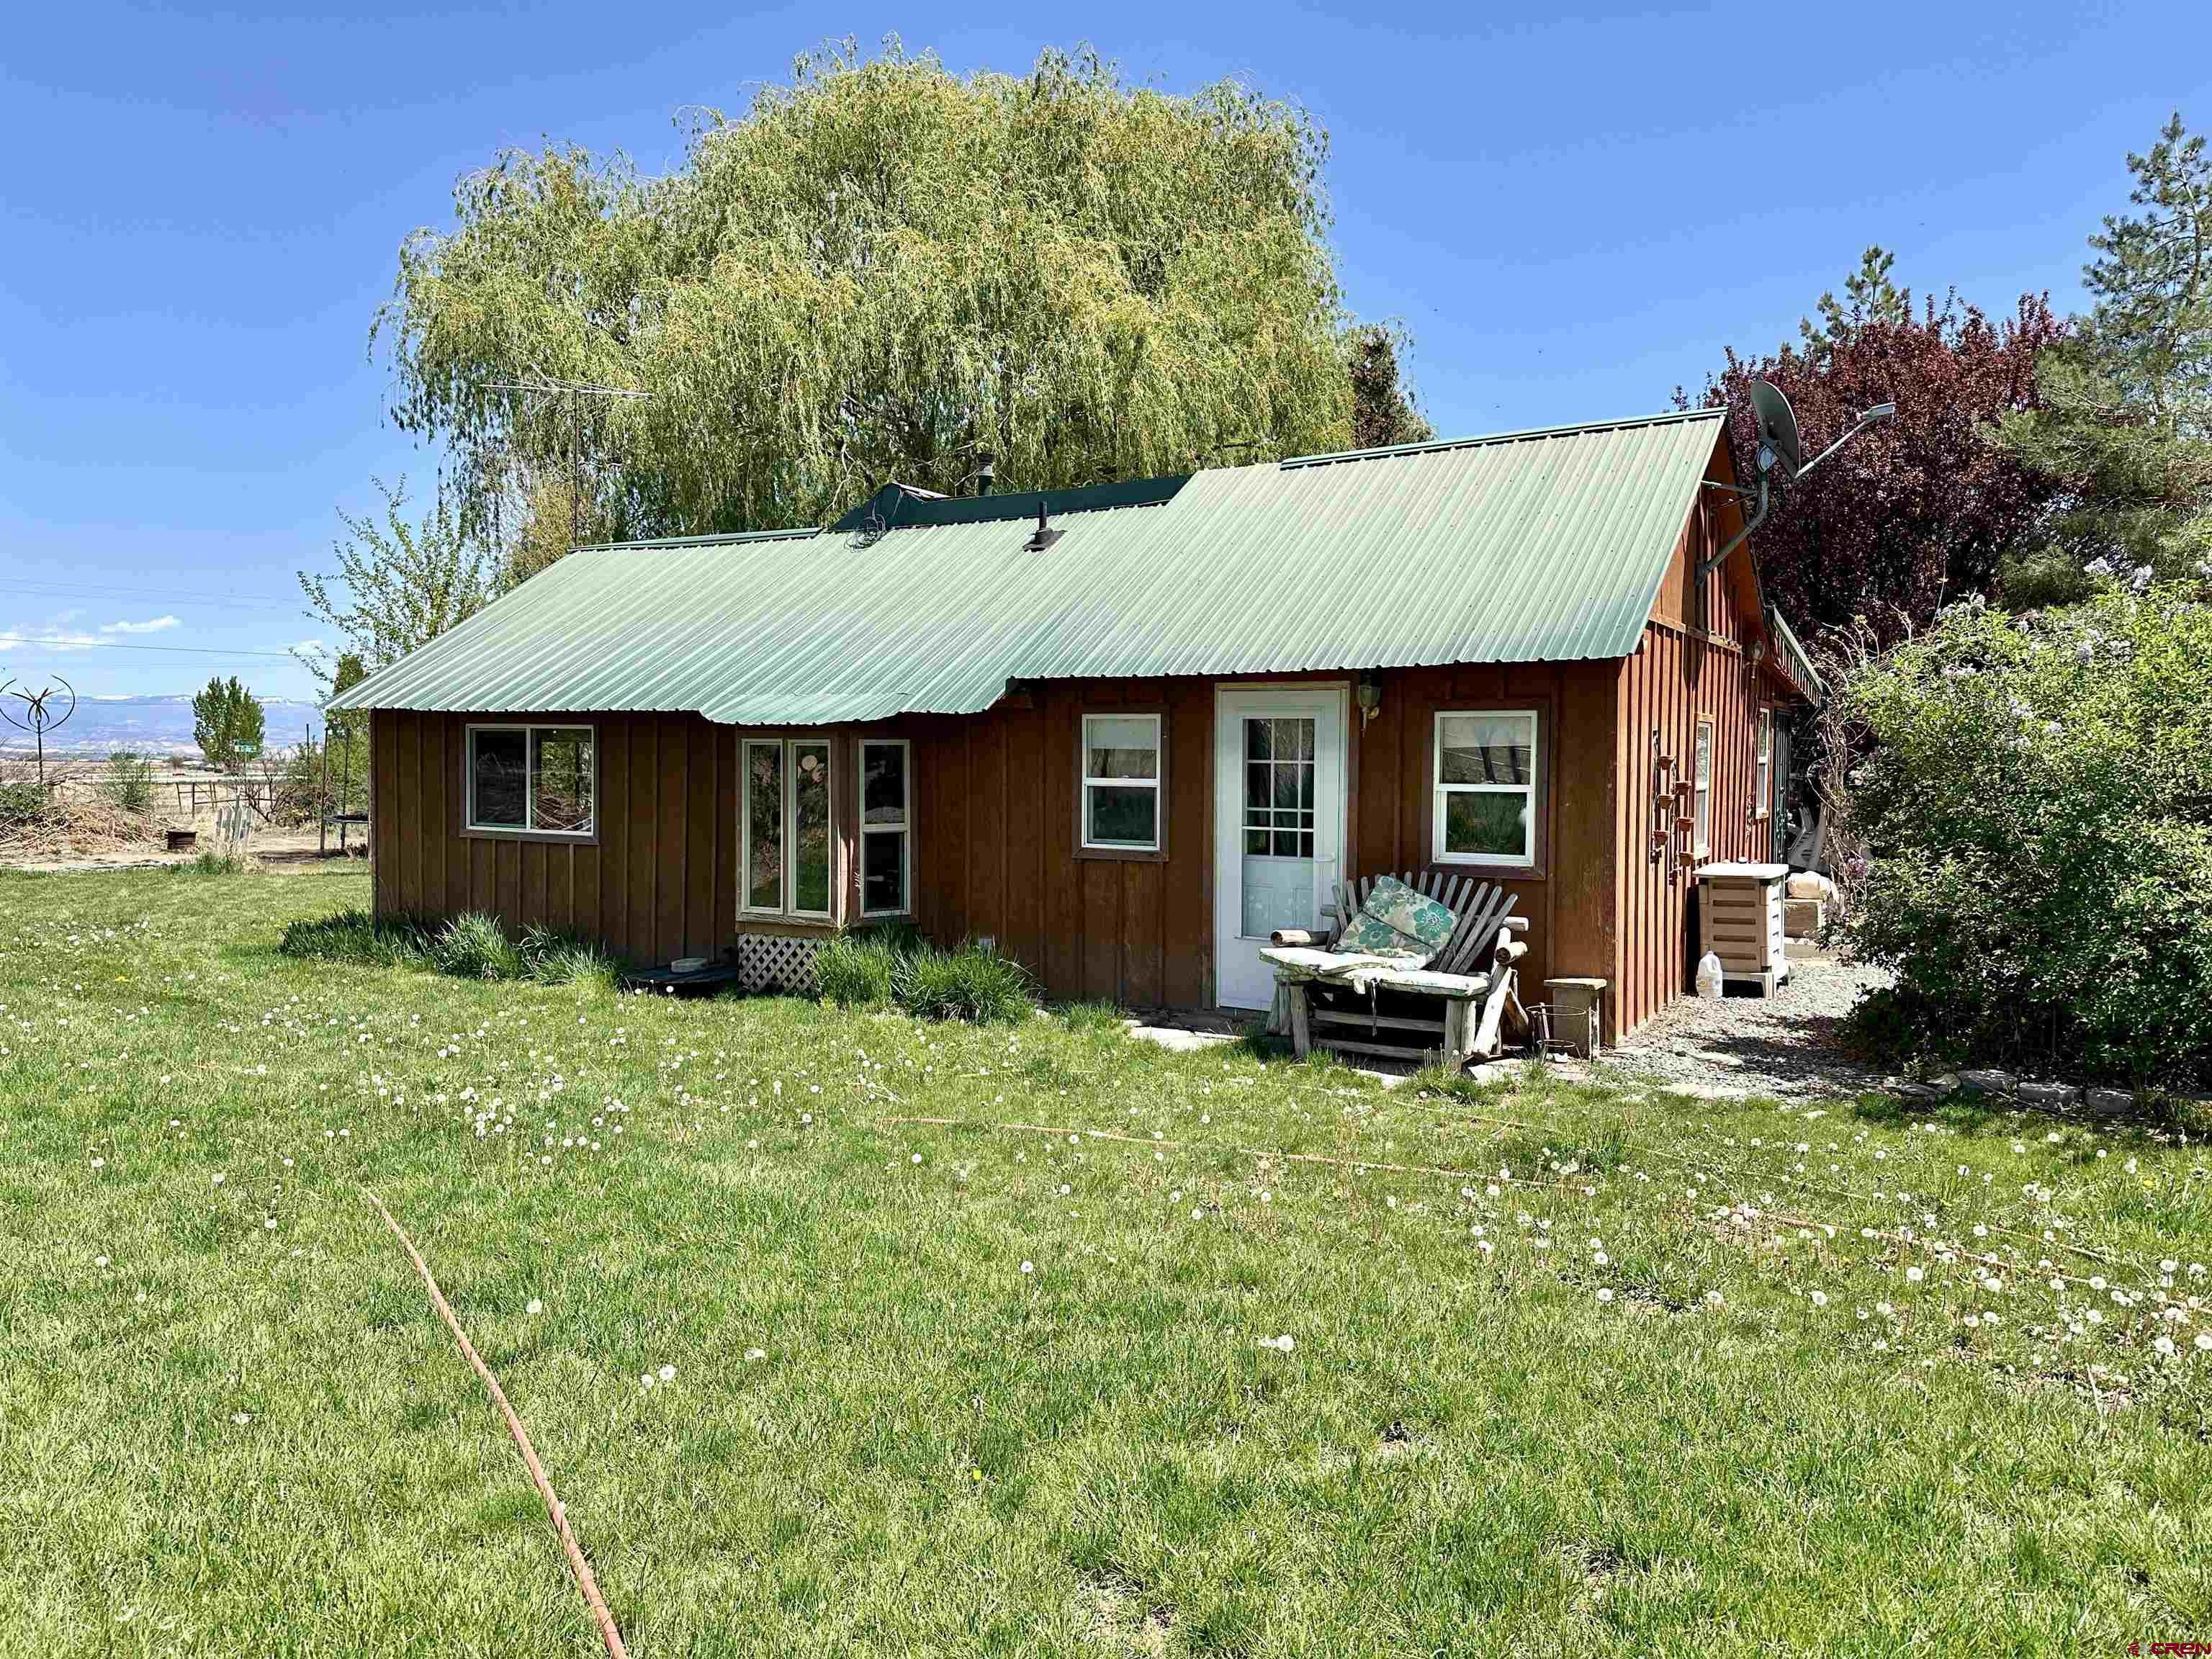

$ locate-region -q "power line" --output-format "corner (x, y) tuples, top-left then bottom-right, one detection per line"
(3, 576), (307, 605)
(0, 636), (310, 660)
(0, 582), (309, 613)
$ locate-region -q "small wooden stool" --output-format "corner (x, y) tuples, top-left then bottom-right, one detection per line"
(1542, 977), (1608, 1056)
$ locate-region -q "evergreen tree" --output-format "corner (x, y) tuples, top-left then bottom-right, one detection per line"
(1999, 113), (2212, 601)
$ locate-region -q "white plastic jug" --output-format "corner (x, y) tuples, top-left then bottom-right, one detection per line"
(1695, 951), (1725, 1001)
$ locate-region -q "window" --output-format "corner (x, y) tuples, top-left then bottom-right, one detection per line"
(1081, 713), (1162, 852)
(466, 724), (594, 837)
(1755, 709), (1773, 820)
(1694, 719), (1714, 856)
(859, 739), (911, 916)
(744, 737), (832, 916)
(1433, 710), (1538, 867)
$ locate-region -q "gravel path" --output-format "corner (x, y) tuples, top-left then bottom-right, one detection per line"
(1579, 943), (1895, 1100)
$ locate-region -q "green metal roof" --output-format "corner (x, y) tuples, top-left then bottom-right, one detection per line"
(331, 407), (1730, 721)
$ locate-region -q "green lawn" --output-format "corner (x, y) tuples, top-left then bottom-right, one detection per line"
(4, 862), (2210, 1657)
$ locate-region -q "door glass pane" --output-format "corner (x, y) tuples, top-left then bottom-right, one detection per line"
(471, 729), (527, 827)
(1087, 784), (1156, 847)
(746, 743), (782, 909)
(1439, 714), (1534, 785)
(1239, 715), (1318, 936)
(1444, 790), (1527, 858)
(530, 727), (593, 833)
(792, 742), (830, 912)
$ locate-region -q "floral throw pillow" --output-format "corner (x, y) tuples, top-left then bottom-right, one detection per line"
(1336, 875), (1457, 962)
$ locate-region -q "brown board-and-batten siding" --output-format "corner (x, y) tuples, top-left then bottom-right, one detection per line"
(370, 709), (739, 968)
(1606, 460), (1788, 1039)
(902, 663), (1617, 1012)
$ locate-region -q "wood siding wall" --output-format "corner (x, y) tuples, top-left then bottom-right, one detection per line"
(369, 709), (740, 968)
(1606, 459), (1795, 1039)
(900, 662), (1619, 1010)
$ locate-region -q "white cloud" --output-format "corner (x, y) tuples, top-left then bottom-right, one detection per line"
(289, 638), (328, 657)
(100, 615), (179, 635)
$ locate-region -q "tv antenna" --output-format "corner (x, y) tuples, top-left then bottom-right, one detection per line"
(1699, 380), (1894, 575)
(0, 674), (76, 788)
(488, 374), (653, 552)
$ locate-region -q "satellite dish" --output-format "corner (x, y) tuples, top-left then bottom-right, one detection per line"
(1748, 379), (1802, 478)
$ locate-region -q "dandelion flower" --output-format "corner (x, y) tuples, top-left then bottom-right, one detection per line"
(639, 1373), (655, 1390)
(1595, 1288), (1614, 1304)
(1704, 1291), (1723, 1307)
(1905, 1266), (1925, 1283)
(745, 1346), (768, 1362)
(1020, 1261), (1034, 1275)
(657, 1364), (675, 1382)
(526, 1298), (544, 1316)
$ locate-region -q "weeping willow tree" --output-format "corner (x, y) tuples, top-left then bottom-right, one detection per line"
(378, 40), (1364, 550)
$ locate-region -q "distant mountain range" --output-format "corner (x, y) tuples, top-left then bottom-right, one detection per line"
(0, 693), (325, 757)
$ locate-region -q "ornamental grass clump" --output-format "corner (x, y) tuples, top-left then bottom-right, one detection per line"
(430, 912), (526, 981)
(1838, 588), (2212, 1084)
(890, 938), (1036, 1024)
(815, 928), (909, 1008)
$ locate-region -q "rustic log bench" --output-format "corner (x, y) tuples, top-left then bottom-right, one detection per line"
(1262, 872), (1529, 1068)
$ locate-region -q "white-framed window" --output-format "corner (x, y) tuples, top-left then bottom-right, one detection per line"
(466, 724), (595, 837)
(1755, 709), (1773, 820)
(1081, 712), (1162, 852)
(858, 739), (912, 916)
(1432, 709), (1539, 867)
(743, 737), (832, 917)
(1694, 718), (1714, 856)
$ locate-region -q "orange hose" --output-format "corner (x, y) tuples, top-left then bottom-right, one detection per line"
(364, 1189), (631, 1659)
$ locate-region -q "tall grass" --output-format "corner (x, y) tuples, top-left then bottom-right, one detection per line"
(280, 907), (617, 989)
(817, 928), (1035, 1022)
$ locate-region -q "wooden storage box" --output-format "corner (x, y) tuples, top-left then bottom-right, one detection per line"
(1694, 862), (1789, 994)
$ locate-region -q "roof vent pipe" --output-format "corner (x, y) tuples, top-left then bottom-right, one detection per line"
(1024, 498), (1061, 552)
(974, 451), (994, 497)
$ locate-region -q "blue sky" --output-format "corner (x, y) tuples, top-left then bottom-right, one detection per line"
(4, 0), (2206, 701)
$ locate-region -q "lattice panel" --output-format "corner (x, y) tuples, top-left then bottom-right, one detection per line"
(737, 933), (822, 996)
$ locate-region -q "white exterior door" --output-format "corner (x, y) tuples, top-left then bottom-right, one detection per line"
(1213, 684), (1347, 1009)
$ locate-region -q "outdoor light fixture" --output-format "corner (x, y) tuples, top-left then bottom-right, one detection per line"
(1356, 672), (1382, 728)
(1699, 382), (1894, 575)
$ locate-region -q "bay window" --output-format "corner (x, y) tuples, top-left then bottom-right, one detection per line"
(744, 737), (832, 917)
(859, 739), (912, 916)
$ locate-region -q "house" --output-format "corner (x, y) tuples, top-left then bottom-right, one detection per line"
(329, 406), (1821, 1041)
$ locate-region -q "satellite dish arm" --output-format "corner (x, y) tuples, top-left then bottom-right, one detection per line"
(1696, 469), (1770, 577)
(1698, 400), (1893, 577)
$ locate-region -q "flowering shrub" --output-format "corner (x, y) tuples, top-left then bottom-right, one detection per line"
(1840, 588), (2212, 1083)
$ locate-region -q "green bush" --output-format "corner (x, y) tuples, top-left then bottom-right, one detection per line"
(1840, 588), (2212, 1084)
(431, 912), (526, 981)
(103, 750), (154, 814)
(890, 938), (1035, 1023)
(0, 781), (49, 827)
